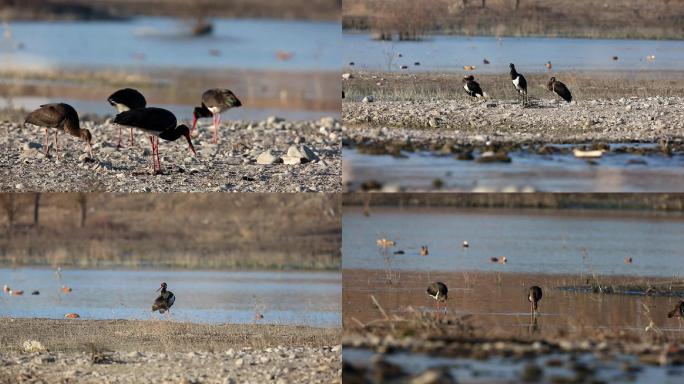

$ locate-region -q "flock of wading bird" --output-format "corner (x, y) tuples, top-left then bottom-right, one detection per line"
(376, 238), (684, 324)
(3, 280), (176, 319)
(22, 88), (242, 174)
(462, 62), (572, 106)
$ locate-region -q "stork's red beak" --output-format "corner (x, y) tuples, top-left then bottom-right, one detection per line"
(185, 133), (196, 155)
(156, 286), (162, 292)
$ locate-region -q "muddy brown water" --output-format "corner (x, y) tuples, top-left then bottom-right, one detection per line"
(343, 269), (684, 337)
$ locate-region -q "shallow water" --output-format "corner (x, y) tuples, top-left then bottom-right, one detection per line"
(342, 207), (684, 276)
(343, 269), (684, 333)
(0, 268), (340, 327)
(344, 147), (684, 192)
(1, 18), (339, 71)
(345, 348), (684, 384)
(343, 33), (684, 72)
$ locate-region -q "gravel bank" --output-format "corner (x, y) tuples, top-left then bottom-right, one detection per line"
(342, 96), (684, 145)
(0, 318), (341, 384)
(1, 117), (341, 192)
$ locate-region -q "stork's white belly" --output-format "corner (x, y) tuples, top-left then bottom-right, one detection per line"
(208, 106), (222, 114)
(114, 103), (131, 113)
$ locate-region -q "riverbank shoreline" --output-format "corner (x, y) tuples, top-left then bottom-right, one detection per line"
(0, 318), (341, 383)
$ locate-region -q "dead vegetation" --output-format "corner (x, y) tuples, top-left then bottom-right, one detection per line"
(0, 193), (341, 270)
(342, 193), (684, 212)
(0, 0), (340, 21)
(344, 0), (684, 40)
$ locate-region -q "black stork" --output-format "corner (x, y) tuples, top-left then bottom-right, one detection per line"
(113, 107), (196, 174)
(427, 282), (448, 317)
(462, 75), (485, 100)
(152, 282), (175, 315)
(192, 88), (242, 144)
(547, 77), (572, 103)
(107, 88), (147, 148)
(667, 300), (684, 319)
(509, 63), (528, 106)
(24, 103), (92, 159)
(528, 286), (543, 316)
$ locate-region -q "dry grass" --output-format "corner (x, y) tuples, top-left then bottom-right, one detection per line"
(0, 193), (341, 270)
(344, 0), (684, 40)
(342, 193), (684, 212)
(343, 70), (684, 102)
(2, 0), (340, 21)
(0, 318), (340, 353)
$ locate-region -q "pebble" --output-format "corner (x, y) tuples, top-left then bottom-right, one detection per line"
(256, 150), (283, 165)
(2, 117), (340, 192)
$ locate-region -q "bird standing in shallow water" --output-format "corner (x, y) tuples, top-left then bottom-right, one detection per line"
(667, 301), (684, 319)
(427, 282), (448, 318)
(547, 77), (572, 103)
(113, 107), (196, 174)
(528, 286), (543, 316)
(24, 103), (92, 159)
(107, 88), (147, 148)
(420, 246), (429, 256)
(192, 89), (242, 144)
(509, 63), (528, 106)
(152, 282), (175, 315)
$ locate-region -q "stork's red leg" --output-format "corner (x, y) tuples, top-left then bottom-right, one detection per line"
(148, 136), (155, 173)
(130, 128), (135, 146)
(212, 114), (218, 144)
(117, 127), (123, 149)
(44, 128), (50, 156)
(215, 114), (221, 143)
(54, 131), (59, 159)
(155, 137), (161, 173)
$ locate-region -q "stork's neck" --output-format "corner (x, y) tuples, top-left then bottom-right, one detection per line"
(63, 116), (82, 136)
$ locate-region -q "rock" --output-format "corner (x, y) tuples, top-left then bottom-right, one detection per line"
(78, 154), (94, 163)
(266, 116), (285, 126)
(342, 73), (353, 80)
(282, 155), (304, 165)
(256, 150), (282, 165)
(234, 358), (244, 367)
(287, 145), (319, 163)
(476, 151), (512, 163)
(22, 142), (42, 150)
(362, 96), (374, 103)
(20, 149), (45, 160)
(411, 368), (457, 384)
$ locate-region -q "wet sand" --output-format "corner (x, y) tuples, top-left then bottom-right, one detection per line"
(0, 318), (341, 383)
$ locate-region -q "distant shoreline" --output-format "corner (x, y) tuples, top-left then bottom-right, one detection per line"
(343, 0), (684, 41)
(1, 0), (340, 22)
